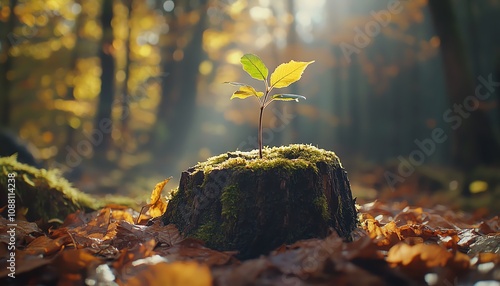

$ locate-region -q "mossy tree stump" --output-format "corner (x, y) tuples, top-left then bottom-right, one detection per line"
(162, 144), (357, 259)
(0, 156), (96, 223)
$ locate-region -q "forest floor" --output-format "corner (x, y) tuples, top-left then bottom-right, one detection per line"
(1, 189), (499, 285)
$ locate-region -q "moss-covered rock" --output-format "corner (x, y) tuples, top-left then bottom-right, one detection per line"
(162, 144), (357, 259)
(0, 155), (97, 223)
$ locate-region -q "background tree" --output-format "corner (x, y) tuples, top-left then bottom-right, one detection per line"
(151, 0), (209, 168)
(94, 0), (115, 154)
(428, 0), (500, 191)
(0, 0), (17, 128)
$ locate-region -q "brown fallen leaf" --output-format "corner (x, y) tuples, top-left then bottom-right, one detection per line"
(477, 216), (500, 234)
(24, 235), (70, 256)
(145, 221), (183, 247)
(0, 252), (53, 278)
(54, 249), (102, 274)
(155, 238), (237, 266)
(113, 239), (157, 278)
(113, 221), (156, 250)
(0, 216), (42, 245)
(53, 249), (102, 285)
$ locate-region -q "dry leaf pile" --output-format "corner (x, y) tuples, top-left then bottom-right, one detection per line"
(1, 196), (499, 285)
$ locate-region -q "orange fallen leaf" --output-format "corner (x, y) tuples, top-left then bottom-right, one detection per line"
(139, 178), (171, 222)
(387, 243), (452, 268)
(476, 252), (500, 264)
(54, 249), (102, 274)
(110, 209), (135, 224)
(125, 261), (212, 286)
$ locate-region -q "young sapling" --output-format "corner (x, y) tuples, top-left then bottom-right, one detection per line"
(226, 54), (314, 158)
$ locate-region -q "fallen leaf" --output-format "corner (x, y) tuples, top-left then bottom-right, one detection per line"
(387, 243), (451, 268)
(53, 249), (102, 285)
(155, 238), (237, 266)
(24, 235), (69, 256)
(139, 178), (171, 221)
(125, 261), (212, 286)
(0, 252), (53, 278)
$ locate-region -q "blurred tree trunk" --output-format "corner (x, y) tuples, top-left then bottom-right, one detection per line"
(152, 0), (208, 163)
(0, 0), (17, 128)
(120, 0), (133, 146)
(62, 0), (84, 154)
(428, 0), (500, 170)
(94, 0), (115, 153)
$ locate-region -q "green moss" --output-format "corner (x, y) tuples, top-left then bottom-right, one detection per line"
(221, 185), (240, 221)
(197, 144), (339, 176)
(313, 195), (330, 222)
(194, 220), (225, 247)
(0, 155), (97, 222)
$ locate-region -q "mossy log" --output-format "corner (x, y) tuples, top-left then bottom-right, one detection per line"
(0, 156), (96, 223)
(162, 144), (357, 259)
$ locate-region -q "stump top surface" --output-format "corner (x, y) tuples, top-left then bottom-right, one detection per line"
(195, 144), (341, 174)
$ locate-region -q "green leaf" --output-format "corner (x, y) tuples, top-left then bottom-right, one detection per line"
(272, 94), (307, 102)
(270, 60), (314, 89)
(230, 85), (264, 100)
(240, 54), (269, 82)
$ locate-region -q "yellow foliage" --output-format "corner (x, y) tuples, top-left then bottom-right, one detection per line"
(139, 178), (171, 221)
(270, 60), (315, 89)
(230, 85), (264, 100)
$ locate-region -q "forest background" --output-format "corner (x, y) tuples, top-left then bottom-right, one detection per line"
(1, 0), (499, 207)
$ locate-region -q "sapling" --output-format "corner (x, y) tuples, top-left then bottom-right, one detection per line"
(226, 54), (314, 158)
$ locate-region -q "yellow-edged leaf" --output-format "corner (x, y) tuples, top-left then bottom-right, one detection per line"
(270, 60), (314, 89)
(230, 85), (264, 99)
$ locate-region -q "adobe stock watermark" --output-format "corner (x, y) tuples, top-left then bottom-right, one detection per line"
(5, 172), (17, 279)
(340, 0), (406, 63)
(385, 74), (500, 190)
(52, 72), (168, 173)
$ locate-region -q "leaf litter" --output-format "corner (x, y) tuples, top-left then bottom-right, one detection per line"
(1, 185), (499, 285)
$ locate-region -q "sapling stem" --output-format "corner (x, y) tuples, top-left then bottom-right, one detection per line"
(257, 86), (271, 159)
(258, 105), (264, 158)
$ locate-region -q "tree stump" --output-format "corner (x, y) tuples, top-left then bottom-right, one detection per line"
(0, 156), (96, 223)
(162, 144), (357, 259)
